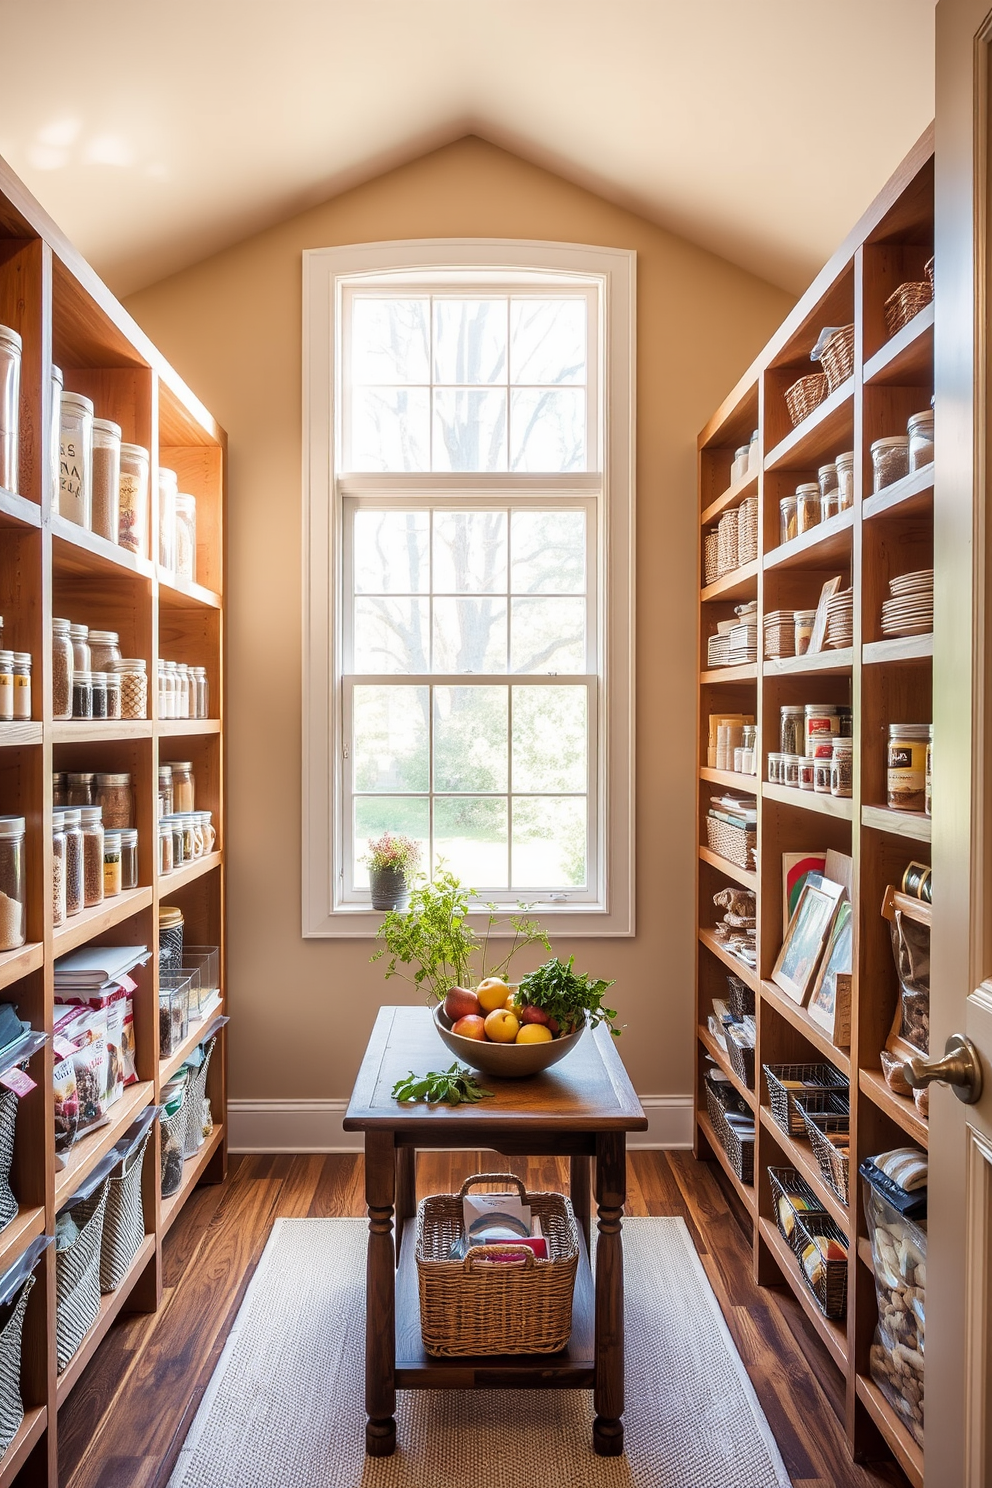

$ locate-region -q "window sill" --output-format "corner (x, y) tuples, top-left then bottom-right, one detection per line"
(305, 903), (634, 939)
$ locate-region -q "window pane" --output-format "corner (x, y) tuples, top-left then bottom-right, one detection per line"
(512, 686), (587, 791)
(511, 510), (586, 594)
(354, 510), (429, 594)
(433, 389), (507, 472)
(354, 796), (429, 887)
(510, 298), (586, 386)
(434, 686), (508, 793)
(510, 388), (585, 472)
(354, 597), (430, 673)
(433, 597), (507, 673)
(512, 797), (586, 888)
(433, 510), (507, 594)
(353, 685), (429, 791)
(510, 598), (585, 673)
(351, 297), (429, 384)
(434, 796), (508, 888)
(351, 387), (429, 472)
(433, 299), (506, 385)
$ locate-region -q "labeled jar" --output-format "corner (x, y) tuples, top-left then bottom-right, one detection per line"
(767, 752), (785, 786)
(12, 654), (30, 721)
(158, 764), (173, 818)
(102, 831), (122, 898)
(780, 496), (798, 545)
(926, 727), (933, 818)
(119, 827), (138, 890)
(119, 443), (149, 555)
(838, 706), (853, 738)
(798, 757), (815, 791)
(158, 816), (174, 876)
(814, 756), (833, 794)
(52, 618), (73, 720)
(91, 671), (108, 719)
(794, 610), (816, 657)
(80, 805), (105, 908)
(72, 669), (93, 719)
(66, 772), (95, 808)
(908, 410), (934, 472)
(783, 754), (801, 788)
(805, 703), (841, 760)
(50, 365), (63, 503)
(780, 705), (805, 757)
(0, 325), (22, 496)
(175, 493), (197, 582)
(60, 390), (94, 527)
(796, 482), (821, 533)
(165, 761), (195, 814)
(158, 467), (178, 572)
(105, 670), (121, 720)
(0, 653), (13, 723)
(887, 723), (930, 812)
(835, 450), (855, 508)
(90, 417), (121, 542)
(159, 905), (184, 972)
(88, 630), (121, 673)
(52, 814), (66, 927)
(95, 772), (133, 830)
(62, 808), (84, 918)
(52, 772), (68, 809)
(0, 817), (25, 951)
(115, 658), (147, 720)
(830, 738), (853, 798)
(871, 435), (910, 493)
(69, 623), (90, 673)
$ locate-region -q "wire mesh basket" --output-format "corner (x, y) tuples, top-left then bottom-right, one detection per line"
(792, 1210), (848, 1319)
(767, 1167), (829, 1260)
(797, 1091), (851, 1205)
(726, 972), (755, 1020)
(182, 1035), (216, 1159)
(724, 1024), (756, 1090)
(703, 1071), (754, 1184)
(763, 1062), (848, 1138)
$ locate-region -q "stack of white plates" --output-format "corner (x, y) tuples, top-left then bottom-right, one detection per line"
(825, 588), (854, 648)
(880, 568), (933, 637)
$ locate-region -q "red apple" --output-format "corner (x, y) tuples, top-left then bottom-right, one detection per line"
(451, 1014), (486, 1040)
(444, 986), (481, 1021)
(519, 1004), (551, 1026)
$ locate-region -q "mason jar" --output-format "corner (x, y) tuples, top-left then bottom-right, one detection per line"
(90, 417), (121, 542)
(91, 671), (108, 719)
(119, 827), (138, 890)
(908, 409), (934, 472)
(105, 670), (121, 720)
(66, 772), (95, 808)
(69, 623), (90, 673)
(59, 390), (94, 526)
(159, 904), (184, 972)
(164, 761), (195, 814)
(796, 482), (821, 533)
(0, 325), (22, 495)
(0, 817), (25, 950)
(102, 831), (122, 898)
(119, 442), (149, 555)
(62, 807), (84, 918)
(80, 805), (105, 908)
(72, 669), (93, 719)
(158, 816), (174, 876)
(871, 435), (911, 493)
(114, 658), (147, 720)
(95, 772), (133, 830)
(193, 666), (209, 720)
(835, 450), (855, 509)
(88, 629), (121, 673)
(158, 764), (174, 818)
(52, 813), (66, 927)
(0, 652), (13, 723)
(52, 618), (73, 720)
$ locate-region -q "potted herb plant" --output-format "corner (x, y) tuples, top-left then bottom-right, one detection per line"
(364, 833), (421, 911)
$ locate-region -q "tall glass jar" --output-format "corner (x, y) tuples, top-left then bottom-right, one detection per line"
(102, 832), (122, 898)
(88, 630), (121, 673)
(52, 618), (73, 720)
(66, 772), (94, 807)
(871, 435), (910, 493)
(197, 811), (215, 854)
(119, 827), (138, 890)
(12, 654), (31, 721)
(158, 764), (174, 818)
(59, 390), (94, 527)
(158, 816), (174, 876)
(158, 467), (178, 572)
(0, 325), (22, 496)
(194, 667), (209, 720)
(50, 365), (63, 504)
(69, 624), (90, 673)
(175, 493), (197, 582)
(796, 482), (821, 533)
(908, 410), (934, 472)
(115, 658), (147, 720)
(835, 450), (855, 509)
(80, 805), (104, 908)
(52, 813), (66, 927)
(91, 671), (108, 719)
(52, 772), (68, 809)
(887, 723), (930, 812)
(105, 670), (121, 720)
(90, 417), (121, 542)
(72, 669), (93, 719)
(62, 808), (84, 918)
(0, 817), (25, 950)
(164, 761), (195, 814)
(177, 664), (192, 718)
(95, 772), (133, 830)
(0, 653), (13, 723)
(119, 443), (149, 555)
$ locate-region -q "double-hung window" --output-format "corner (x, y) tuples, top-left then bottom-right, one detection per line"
(303, 239), (634, 935)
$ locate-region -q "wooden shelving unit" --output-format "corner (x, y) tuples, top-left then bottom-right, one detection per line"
(695, 127), (933, 1485)
(0, 150), (227, 1484)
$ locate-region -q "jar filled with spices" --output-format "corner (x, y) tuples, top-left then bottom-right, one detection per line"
(119, 827), (138, 890)
(158, 467), (178, 572)
(95, 772), (133, 830)
(780, 704), (805, 758)
(158, 764), (173, 818)
(118, 443), (149, 555)
(114, 658), (147, 721)
(799, 757), (815, 791)
(821, 490), (841, 520)
(767, 752), (784, 786)
(59, 390), (94, 527)
(52, 814), (66, 927)
(72, 669), (93, 719)
(830, 738), (853, 798)
(175, 493), (197, 583)
(69, 624), (90, 673)
(887, 723), (931, 812)
(79, 806), (104, 909)
(818, 463), (839, 504)
(52, 618), (73, 720)
(0, 653), (13, 723)
(779, 496), (798, 545)
(90, 671), (108, 719)
(783, 754), (801, 789)
(835, 451), (855, 508)
(871, 435), (911, 493)
(52, 772), (67, 809)
(159, 905), (184, 972)
(908, 409), (934, 472)
(794, 610), (816, 657)
(12, 654), (30, 721)
(102, 831), (122, 898)
(66, 772), (94, 808)
(105, 670), (121, 720)
(90, 417), (121, 542)
(158, 817), (174, 876)
(62, 808), (84, 918)
(165, 761), (195, 814)
(796, 482), (821, 534)
(0, 817), (25, 950)
(0, 325), (22, 495)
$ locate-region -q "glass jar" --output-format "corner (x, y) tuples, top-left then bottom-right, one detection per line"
(177, 814), (196, 862)
(91, 671), (108, 720)
(69, 623), (90, 674)
(187, 813), (204, 859)
(165, 761), (195, 814)
(731, 445), (750, 485)
(871, 435), (910, 493)
(196, 811), (215, 854)
(102, 831), (122, 898)
(52, 618), (73, 720)
(59, 390), (94, 527)
(175, 664), (189, 719)
(62, 808), (84, 918)
(779, 495), (798, 545)
(821, 491), (841, 520)
(52, 813), (66, 927)
(88, 630), (121, 673)
(158, 765), (174, 818)
(0, 652), (13, 723)
(159, 905), (184, 972)
(830, 738), (853, 798)
(12, 654), (30, 721)
(175, 493), (197, 582)
(158, 660), (172, 718)
(926, 726), (933, 818)
(95, 772), (133, 830)
(158, 467), (178, 572)
(158, 817), (174, 876)
(783, 754), (801, 788)
(805, 703), (841, 760)
(908, 410), (934, 472)
(798, 757), (815, 791)
(780, 705), (805, 757)
(80, 805), (104, 908)
(796, 482), (821, 533)
(748, 429), (760, 472)
(887, 723), (930, 812)
(105, 670), (121, 720)
(52, 772), (68, 809)
(114, 659), (147, 721)
(90, 417), (121, 542)
(50, 365), (63, 503)
(165, 816), (185, 867)
(119, 443), (149, 555)
(835, 450), (855, 509)
(814, 755), (833, 794)
(794, 610), (816, 657)
(0, 325), (22, 496)
(767, 752), (784, 786)
(66, 773), (94, 808)
(72, 670), (93, 719)
(838, 706), (853, 738)
(119, 827), (138, 890)
(0, 817), (24, 951)
(818, 463), (839, 503)
(194, 666), (209, 720)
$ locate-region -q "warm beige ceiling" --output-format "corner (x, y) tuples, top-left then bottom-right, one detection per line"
(0, 0), (935, 298)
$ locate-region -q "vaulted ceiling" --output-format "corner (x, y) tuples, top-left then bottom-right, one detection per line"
(0, 0), (935, 298)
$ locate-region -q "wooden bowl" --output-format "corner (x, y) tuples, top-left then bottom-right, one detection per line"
(431, 1002), (586, 1078)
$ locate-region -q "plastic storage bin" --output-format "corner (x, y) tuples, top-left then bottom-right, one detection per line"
(159, 972), (192, 1058)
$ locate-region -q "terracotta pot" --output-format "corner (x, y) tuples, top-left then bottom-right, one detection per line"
(369, 865), (408, 911)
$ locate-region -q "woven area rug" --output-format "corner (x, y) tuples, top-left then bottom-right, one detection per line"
(169, 1217), (791, 1488)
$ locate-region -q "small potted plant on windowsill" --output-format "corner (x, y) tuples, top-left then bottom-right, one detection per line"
(364, 833), (421, 911)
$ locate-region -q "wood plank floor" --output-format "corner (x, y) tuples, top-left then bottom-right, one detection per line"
(58, 1150), (908, 1488)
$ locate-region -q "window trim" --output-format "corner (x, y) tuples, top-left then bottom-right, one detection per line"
(302, 238), (635, 937)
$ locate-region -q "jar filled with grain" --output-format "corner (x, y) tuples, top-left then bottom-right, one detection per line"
(871, 435), (911, 493)
(0, 817), (25, 950)
(818, 463), (839, 504)
(114, 659), (147, 720)
(0, 326), (22, 496)
(158, 467), (178, 572)
(50, 365), (62, 501)
(59, 391), (94, 527)
(91, 671), (108, 720)
(830, 737), (853, 798)
(62, 808), (84, 918)
(796, 482), (821, 533)
(0, 653), (13, 723)
(102, 831), (122, 898)
(79, 805), (104, 908)
(908, 409), (934, 472)
(158, 816), (174, 876)
(119, 827), (138, 890)
(779, 495), (798, 545)
(52, 814), (66, 927)
(119, 443), (149, 555)
(90, 417), (121, 542)
(12, 654), (30, 721)
(95, 772), (133, 830)
(88, 630), (121, 673)
(175, 493), (197, 582)
(72, 669), (93, 719)
(69, 624), (90, 673)
(66, 772), (94, 808)
(835, 451), (855, 508)
(52, 618), (73, 720)
(53, 772), (68, 808)
(164, 761), (195, 814)
(158, 764), (173, 818)
(105, 670), (121, 720)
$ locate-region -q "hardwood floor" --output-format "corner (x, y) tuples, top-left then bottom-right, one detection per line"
(57, 1149), (908, 1488)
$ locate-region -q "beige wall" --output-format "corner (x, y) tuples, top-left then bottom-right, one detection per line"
(126, 137), (793, 1107)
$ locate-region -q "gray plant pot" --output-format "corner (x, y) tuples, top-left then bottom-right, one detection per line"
(369, 865), (409, 911)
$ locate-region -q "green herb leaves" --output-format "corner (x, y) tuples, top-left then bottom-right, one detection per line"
(517, 955), (620, 1037)
(391, 1063), (495, 1106)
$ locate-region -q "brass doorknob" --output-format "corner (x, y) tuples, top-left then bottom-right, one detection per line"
(903, 1033), (984, 1105)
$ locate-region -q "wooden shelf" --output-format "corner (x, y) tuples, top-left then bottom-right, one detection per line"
(0, 487), (42, 531)
(701, 468), (759, 526)
(864, 301), (934, 388)
(0, 1407), (47, 1488)
(764, 381), (855, 474)
(760, 979), (851, 1077)
(0, 1206), (46, 1281)
(55, 1234), (156, 1406)
(858, 1067), (928, 1148)
(0, 942), (44, 994)
(854, 1375), (924, 1488)
(52, 887), (153, 957)
(862, 805), (932, 842)
(698, 845), (757, 891)
(698, 1023), (756, 1109)
(0, 723), (43, 748)
(51, 517), (154, 582)
(700, 662), (757, 685)
(758, 1218), (848, 1371)
(698, 928), (758, 990)
(763, 509), (854, 572)
(863, 634), (933, 665)
(763, 647), (853, 676)
(55, 1082), (154, 1206)
(160, 1123), (225, 1239)
(160, 1007), (226, 1084)
(158, 573), (222, 610)
(701, 560), (760, 604)
(758, 1106), (849, 1231)
(157, 719), (221, 737)
(862, 463), (933, 521)
(696, 1108), (755, 1213)
(761, 782), (854, 820)
(51, 721), (152, 743)
(699, 767), (759, 791)
(162, 849), (222, 892)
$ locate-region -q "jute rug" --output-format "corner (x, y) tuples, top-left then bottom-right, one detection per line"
(169, 1217), (791, 1488)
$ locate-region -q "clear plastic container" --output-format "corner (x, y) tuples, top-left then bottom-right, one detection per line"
(52, 814), (66, 927)
(887, 723), (930, 812)
(115, 658), (147, 720)
(165, 761), (195, 814)
(779, 496), (797, 545)
(95, 772), (133, 830)
(0, 325), (22, 495)
(0, 652), (13, 723)
(62, 808), (83, 918)
(59, 390), (94, 526)
(118, 443), (149, 555)
(102, 831), (122, 898)
(52, 618), (73, 720)
(80, 805), (104, 908)
(158, 467), (178, 572)
(159, 973), (191, 1057)
(12, 653), (30, 721)
(872, 436), (911, 493)
(908, 410), (934, 472)
(71, 669), (93, 719)
(184, 946), (220, 1014)
(835, 450), (855, 509)
(119, 827), (138, 891)
(175, 493), (197, 582)
(90, 417), (121, 542)
(796, 482), (821, 533)
(863, 1177), (926, 1447)
(0, 817), (25, 950)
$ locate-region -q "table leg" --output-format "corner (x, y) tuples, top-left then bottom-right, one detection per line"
(593, 1131), (625, 1456)
(569, 1153), (591, 1251)
(395, 1146), (416, 1267)
(365, 1130), (396, 1456)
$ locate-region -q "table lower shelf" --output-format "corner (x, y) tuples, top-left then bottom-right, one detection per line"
(394, 1217), (595, 1389)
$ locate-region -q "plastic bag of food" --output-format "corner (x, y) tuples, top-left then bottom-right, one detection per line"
(53, 1056), (78, 1154)
(888, 910), (930, 1054)
(53, 1006), (109, 1132)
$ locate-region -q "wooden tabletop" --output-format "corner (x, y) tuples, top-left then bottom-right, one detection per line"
(344, 1005), (648, 1134)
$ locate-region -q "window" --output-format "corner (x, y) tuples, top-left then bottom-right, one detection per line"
(303, 240), (634, 936)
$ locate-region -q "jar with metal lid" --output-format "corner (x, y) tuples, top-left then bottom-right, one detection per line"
(79, 805), (104, 908)
(779, 496), (797, 545)
(907, 409), (934, 472)
(88, 630), (121, 673)
(830, 737), (853, 798)
(91, 671), (108, 719)
(50, 365), (63, 501)
(158, 765), (173, 818)
(197, 810), (215, 854)
(163, 816), (185, 867)
(90, 417), (121, 542)
(72, 669), (93, 719)
(794, 610), (816, 657)
(158, 467), (178, 572)
(103, 832), (122, 898)
(0, 816), (25, 949)
(194, 666), (209, 720)
(119, 827), (138, 890)
(158, 817), (174, 876)
(804, 703), (841, 760)
(62, 808), (84, 918)
(0, 326), (21, 496)
(798, 757), (815, 791)
(783, 754), (801, 788)
(0, 653), (13, 723)
(159, 904), (184, 972)
(780, 704), (805, 757)
(119, 443), (149, 555)
(52, 618), (73, 720)
(187, 813), (204, 859)
(59, 390), (94, 526)
(887, 723), (930, 812)
(175, 492), (197, 582)
(95, 772), (133, 830)
(164, 761), (195, 814)
(796, 482), (821, 533)
(52, 772), (68, 809)
(157, 660), (172, 718)
(871, 435), (910, 493)
(835, 450), (855, 509)
(11, 654), (30, 722)
(105, 670), (121, 720)
(739, 725), (757, 777)
(69, 624), (90, 673)
(767, 752), (785, 786)
(926, 726), (933, 817)
(52, 813), (66, 927)
(114, 658), (147, 721)
(818, 463), (839, 503)
(66, 772), (94, 808)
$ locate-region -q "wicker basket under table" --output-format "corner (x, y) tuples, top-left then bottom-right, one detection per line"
(763, 1062), (848, 1139)
(796, 1091), (851, 1205)
(416, 1174), (579, 1357)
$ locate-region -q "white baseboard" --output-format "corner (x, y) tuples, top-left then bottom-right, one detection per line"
(228, 1094), (693, 1154)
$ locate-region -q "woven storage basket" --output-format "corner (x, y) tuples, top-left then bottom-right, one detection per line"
(101, 1123), (153, 1293)
(182, 1035), (217, 1159)
(0, 1092), (18, 1236)
(884, 280), (932, 338)
(716, 508), (739, 577)
(416, 1174), (579, 1357)
(796, 1091), (851, 1204)
(792, 1210), (848, 1320)
(784, 372), (828, 428)
(726, 972), (755, 1020)
(703, 530), (720, 587)
(819, 324), (855, 392)
(925, 255), (934, 294)
(767, 1167), (828, 1260)
(725, 1024), (756, 1090)
(737, 496), (759, 564)
(703, 1072), (754, 1184)
(0, 1272), (33, 1455)
(705, 816), (756, 869)
(160, 1095), (188, 1195)
(763, 1062), (848, 1138)
(55, 1182), (109, 1372)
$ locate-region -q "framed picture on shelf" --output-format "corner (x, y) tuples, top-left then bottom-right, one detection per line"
(808, 899), (854, 1044)
(807, 575), (843, 656)
(782, 852), (827, 935)
(772, 875), (845, 1005)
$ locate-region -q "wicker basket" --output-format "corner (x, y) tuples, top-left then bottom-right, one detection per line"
(884, 280), (932, 338)
(703, 529), (720, 586)
(0, 1093), (18, 1236)
(784, 372), (828, 428)
(819, 324), (855, 392)
(0, 1272), (33, 1456)
(416, 1174), (579, 1357)
(717, 508), (739, 577)
(925, 255), (934, 294)
(703, 1072), (754, 1184)
(737, 496), (759, 564)
(101, 1120), (153, 1293)
(767, 1167), (828, 1260)
(796, 1092), (851, 1205)
(725, 1024), (756, 1090)
(763, 1062), (848, 1138)
(55, 1182), (109, 1372)
(726, 972), (755, 1020)
(705, 816), (756, 869)
(182, 1035), (217, 1159)
(792, 1210), (848, 1320)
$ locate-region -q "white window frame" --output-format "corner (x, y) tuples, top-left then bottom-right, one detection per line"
(302, 238), (635, 937)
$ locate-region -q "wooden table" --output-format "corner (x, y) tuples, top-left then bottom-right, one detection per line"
(343, 1005), (648, 1458)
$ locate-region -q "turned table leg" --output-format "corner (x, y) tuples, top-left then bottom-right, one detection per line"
(395, 1145), (416, 1267)
(593, 1131), (625, 1456)
(569, 1153), (591, 1251)
(365, 1130), (397, 1456)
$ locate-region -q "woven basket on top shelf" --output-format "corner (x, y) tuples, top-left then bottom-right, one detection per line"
(737, 496), (759, 564)
(796, 1091), (851, 1205)
(819, 324), (855, 393)
(705, 817), (756, 869)
(703, 529), (720, 587)
(884, 280), (932, 338)
(784, 372), (828, 429)
(763, 1062), (848, 1139)
(716, 508), (739, 577)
